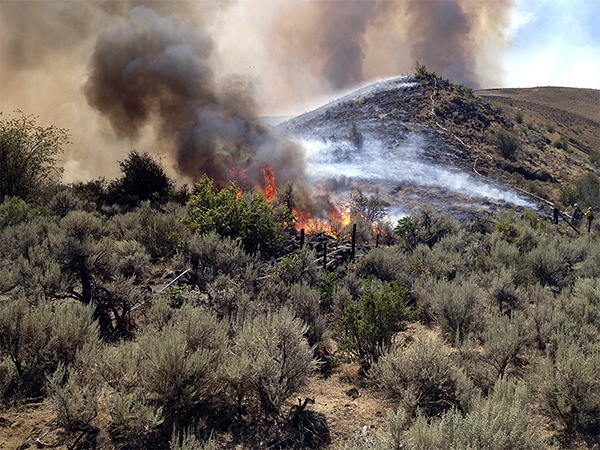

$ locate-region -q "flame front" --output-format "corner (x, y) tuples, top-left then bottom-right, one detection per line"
(254, 165), (354, 238)
(293, 205), (352, 237)
(260, 166), (277, 202)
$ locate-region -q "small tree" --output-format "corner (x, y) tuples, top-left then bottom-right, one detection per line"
(335, 279), (410, 371)
(0, 112), (68, 201)
(110, 150), (174, 203)
(351, 189), (389, 224)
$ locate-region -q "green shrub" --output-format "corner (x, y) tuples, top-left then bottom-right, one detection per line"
(491, 129), (520, 161)
(111, 239), (151, 280)
(204, 276), (253, 321)
(0, 196), (42, 227)
(515, 112), (524, 124)
(481, 311), (531, 380)
(231, 307), (316, 416)
(379, 378), (542, 450)
(357, 247), (405, 282)
(47, 363), (99, 432)
(170, 428), (217, 450)
(533, 340), (600, 435)
(137, 320), (226, 423)
(527, 236), (575, 287)
(369, 335), (475, 417)
(48, 210), (111, 304)
(109, 390), (164, 447)
(276, 248), (321, 286)
(188, 231), (254, 288)
(288, 283), (327, 356)
(46, 187), (94, 218)
(133, 202), (190, 259)
(182, 175), (287, 256)
(485, 268), (523, 313)
(335, 279), (410, 371)
(0, 297), (99, 397)
(404, 207), (460, 249)
(428, 278), (486, 344)
(552, 136), (569, 151)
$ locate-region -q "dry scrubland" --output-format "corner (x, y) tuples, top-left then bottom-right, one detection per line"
(1, 72), (600, 449)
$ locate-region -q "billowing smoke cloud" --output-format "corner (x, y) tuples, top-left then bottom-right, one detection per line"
(406, 0), (477, 87)
(318, 1), (380, 89)
(84, 5), (311, 208)
(1, 0), (515, 186)
(270, 0), (512, 92)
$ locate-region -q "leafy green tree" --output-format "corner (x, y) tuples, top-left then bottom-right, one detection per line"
(182, 175), (287, 256)
(0, 112), (68, 201)
(109, 150), (174, 203)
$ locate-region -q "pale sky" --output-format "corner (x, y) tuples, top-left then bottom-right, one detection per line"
(502, 0), (600, 89)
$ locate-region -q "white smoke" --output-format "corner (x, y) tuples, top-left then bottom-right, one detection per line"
(302, 135), (533, 207)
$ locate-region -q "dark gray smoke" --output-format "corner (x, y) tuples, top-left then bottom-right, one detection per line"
(406, 0), (477, 88)
(84, 6), (305, 195)
(273, 0), (512, 91)
(318, 1), (380, 90)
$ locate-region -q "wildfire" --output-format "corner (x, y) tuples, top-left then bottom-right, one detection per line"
(253, 165), (355, 238)
(260, 166), (277, 202)
(293, 205), (352, 237)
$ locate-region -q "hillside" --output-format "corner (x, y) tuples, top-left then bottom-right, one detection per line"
(277, 72), (600, 221)
(477, 86), (600, 152)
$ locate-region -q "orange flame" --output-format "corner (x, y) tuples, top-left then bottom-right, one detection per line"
(259, 165), (277, 202)
(293, 205), (352, 237)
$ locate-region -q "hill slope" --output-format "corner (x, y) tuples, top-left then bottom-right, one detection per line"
(278, 74), (600, 221)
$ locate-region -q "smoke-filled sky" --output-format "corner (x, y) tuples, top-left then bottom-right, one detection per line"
(0, 0), (599, 184)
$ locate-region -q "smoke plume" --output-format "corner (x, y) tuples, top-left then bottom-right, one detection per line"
(84, 5), (306, 196)
(270, 0), (512, 93)
(1, 0), (514, 186)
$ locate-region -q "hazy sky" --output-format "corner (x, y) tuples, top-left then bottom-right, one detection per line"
(0, 0), (598, 182)
(503, 0), (600, 89)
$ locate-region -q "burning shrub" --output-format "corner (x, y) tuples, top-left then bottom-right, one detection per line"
(182, 175), (287, 256)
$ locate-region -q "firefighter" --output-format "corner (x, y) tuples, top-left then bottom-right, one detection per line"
(572, 203), (583, 228)
(584, 207), (594, 232)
